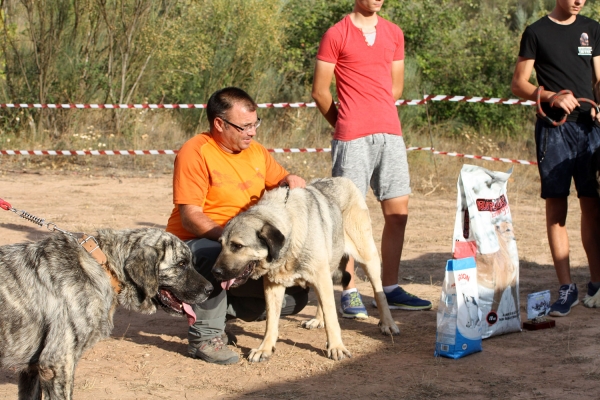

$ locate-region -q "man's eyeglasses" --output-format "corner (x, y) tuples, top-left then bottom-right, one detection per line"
(222, 117), (262, 133)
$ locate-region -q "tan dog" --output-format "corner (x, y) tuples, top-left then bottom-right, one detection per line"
(212, 177), (400, 362)
(475, 222), (518, 312)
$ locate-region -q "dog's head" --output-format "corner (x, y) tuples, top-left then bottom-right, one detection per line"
(212, 215), (286, 290)
(111, 229), (212, 320)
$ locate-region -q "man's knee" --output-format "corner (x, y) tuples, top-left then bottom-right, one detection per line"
(186, 238), (223, 298)
(186, 238), (221, 273)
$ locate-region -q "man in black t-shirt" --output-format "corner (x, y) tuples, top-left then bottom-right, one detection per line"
(511, 0), (600, 317)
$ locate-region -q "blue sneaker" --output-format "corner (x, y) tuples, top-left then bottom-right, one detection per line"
(372, 286), (432, 310)
(339, 291), (368, 319)
(549, 284), (579, 317)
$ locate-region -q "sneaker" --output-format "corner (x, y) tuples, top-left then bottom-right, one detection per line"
(339, 291), (368, 319)
(188, 335), (239, 365)
(549, 284), (579, 317)
(372, 286), (432, 311)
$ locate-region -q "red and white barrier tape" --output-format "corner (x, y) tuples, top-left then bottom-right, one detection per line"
(0, 149), (178, 156)
(430, 150), (536, 165)
(0, 148), (329, 155)
(0, 96), (536, 110)
(0, 147), (537, 165)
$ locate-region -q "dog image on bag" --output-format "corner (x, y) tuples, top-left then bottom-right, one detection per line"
(462, 293), (481, 328)
(475, 224), (519, 316)
(0, 228), (212, 400)
(211, 177), (400, 362)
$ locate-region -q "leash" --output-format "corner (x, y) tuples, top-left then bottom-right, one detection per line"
(279, 182), (291, 204)
(0, 197), (121, 294)
(535, 85), (600, 127)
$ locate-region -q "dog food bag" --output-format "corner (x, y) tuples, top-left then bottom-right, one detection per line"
(452, 164), (521, 339)
(435, 257), (482, 359)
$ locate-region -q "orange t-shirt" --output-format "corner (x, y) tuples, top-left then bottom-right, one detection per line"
(166, 133), (288, 241)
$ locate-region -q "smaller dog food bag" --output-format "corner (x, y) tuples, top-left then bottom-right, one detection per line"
(452, 164), (521, 339)
(435, 257), (482, 359)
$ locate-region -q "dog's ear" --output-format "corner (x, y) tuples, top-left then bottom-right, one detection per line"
(123, 247), (160, 302)
(257, 222), (285, 261)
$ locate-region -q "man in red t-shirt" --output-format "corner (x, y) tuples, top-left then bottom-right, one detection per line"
(312, 0), (431, 318)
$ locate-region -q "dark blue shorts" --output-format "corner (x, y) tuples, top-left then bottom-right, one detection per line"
(535, 119), (600, 199)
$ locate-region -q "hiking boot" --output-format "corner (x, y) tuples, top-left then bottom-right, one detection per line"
(372, 286), (432, 310)
(188, 335), (239, 365)
(549, 284), (579, 317)
(339, 291), (368, 319)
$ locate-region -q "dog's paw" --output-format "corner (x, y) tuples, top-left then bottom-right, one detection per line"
(327, 345), (351, 361)
(301, 318), (324, 329)
(248, 348), (273, 363)
(583, 294), (600, 308)
(378, 321), (401, 336)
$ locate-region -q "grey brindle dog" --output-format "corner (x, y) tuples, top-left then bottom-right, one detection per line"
(0, 228), (212, 400)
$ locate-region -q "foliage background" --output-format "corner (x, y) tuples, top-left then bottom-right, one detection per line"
(0, 0), (599, 177)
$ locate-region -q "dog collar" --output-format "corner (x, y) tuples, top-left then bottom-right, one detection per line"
(79, 234), (122, 294)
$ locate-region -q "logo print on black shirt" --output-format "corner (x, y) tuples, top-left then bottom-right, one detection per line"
(579, 32), (592, 56)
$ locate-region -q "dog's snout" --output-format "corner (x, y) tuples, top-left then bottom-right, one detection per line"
(212, 266), (224, 280)
(204, 282), (214, 296)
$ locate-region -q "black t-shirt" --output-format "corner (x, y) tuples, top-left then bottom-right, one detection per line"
(519, 15), (600, 121)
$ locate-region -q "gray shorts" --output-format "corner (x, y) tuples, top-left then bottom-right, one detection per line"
(331, 133), (411, 201)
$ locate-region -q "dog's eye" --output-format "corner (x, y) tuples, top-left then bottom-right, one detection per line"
(231, 242), (244, 250)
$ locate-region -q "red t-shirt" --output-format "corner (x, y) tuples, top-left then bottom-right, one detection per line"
(317, 15), (404, 141)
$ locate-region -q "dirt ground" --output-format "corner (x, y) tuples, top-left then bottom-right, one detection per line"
(0, 166), (599, 400)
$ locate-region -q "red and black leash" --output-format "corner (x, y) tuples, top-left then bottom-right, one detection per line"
(535, 85), (600, 127)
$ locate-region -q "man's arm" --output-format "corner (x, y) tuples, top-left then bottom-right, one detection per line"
(179, 204), (223, 241)
(312, 60), (338, 128)
(511, 56), (579, 114)
(391, 60), (404, 100)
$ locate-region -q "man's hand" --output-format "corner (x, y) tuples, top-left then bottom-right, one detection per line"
(280, 174), (306, 189)
(550, 92), (580, 115)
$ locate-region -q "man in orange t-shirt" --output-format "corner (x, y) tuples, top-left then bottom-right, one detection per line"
(166, 87), (306, 365)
